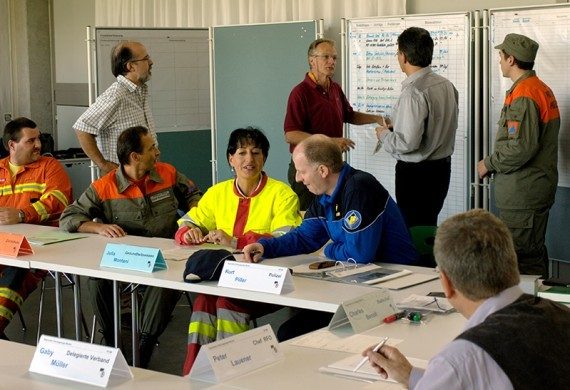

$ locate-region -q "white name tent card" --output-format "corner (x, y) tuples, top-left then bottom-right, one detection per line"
(29, 335), (132, 387)
(329, 289), (394, 333)
(100, 243), (167, 273)
(189, 324), (283, 383)
(218, 261), (294, 294)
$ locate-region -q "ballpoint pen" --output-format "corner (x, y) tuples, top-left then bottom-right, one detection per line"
(353, 336), (389, 372)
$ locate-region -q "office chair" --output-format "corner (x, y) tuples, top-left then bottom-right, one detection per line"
(409, 225), (437, 268)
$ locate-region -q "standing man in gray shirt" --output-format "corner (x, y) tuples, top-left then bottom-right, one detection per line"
(74, 41), (157, 176)
(376, 27), (458, 228)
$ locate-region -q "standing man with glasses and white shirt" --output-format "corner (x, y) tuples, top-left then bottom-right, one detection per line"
(284, 38), (386, 210)
(74, 41), (158, 176)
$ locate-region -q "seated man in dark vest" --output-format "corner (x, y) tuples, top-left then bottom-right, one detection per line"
(362, 209), (570, 389)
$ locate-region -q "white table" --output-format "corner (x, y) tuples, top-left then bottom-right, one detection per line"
(25, 231), (380, 312)
(0, 340), (203, 389)
(2, 224), (449, 372)
(1, 225), (381, 364)
(214, 309), (466, 389)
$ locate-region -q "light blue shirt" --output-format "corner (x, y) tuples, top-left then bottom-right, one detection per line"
(409, 286), (523, 390)
(381, 67), (458, 162)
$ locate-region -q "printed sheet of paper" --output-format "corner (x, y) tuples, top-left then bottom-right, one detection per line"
(291, 329), (402, 354)
(320, 354), (428, 382)
(27, 231), (88, 246)
(162, 244), (234, 261)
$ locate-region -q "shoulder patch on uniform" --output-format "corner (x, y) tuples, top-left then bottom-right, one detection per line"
(507, 121), (520, 138)
(343, 210), (362, 230)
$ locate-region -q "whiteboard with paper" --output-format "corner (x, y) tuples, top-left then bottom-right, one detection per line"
(344, 13), (472, 224)
(489, 6), (570, 187)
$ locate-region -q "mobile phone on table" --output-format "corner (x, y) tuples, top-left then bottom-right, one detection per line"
(309, 260), (337, 270)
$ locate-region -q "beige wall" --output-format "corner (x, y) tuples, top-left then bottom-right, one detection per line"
(0, 0), (13, 124)
(26, 0), (53, 133)
(5, 0), (569, 138)
(0, 0), (53, 134)
(407, 0), (568, 14)
(53, 0), (94, 84)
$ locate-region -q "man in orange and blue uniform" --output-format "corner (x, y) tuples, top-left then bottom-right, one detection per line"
(478, 34), (560, 277)
(60, 125), (201, 367)
(0, 117), (72, 339)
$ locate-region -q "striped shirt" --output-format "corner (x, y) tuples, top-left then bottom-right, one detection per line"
(73, 75), (157, 163)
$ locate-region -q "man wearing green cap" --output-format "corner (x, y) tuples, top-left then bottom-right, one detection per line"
(478, 33), (560, 277)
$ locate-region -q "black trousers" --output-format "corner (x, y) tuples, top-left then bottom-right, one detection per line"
(395, 157), (451, 228)
(498, 207), (551, 278)
(277, 309), (333, 342)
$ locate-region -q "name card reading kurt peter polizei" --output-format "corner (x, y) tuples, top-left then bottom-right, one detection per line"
(100, 243), (167, 273)
(218, 261), (294, 294)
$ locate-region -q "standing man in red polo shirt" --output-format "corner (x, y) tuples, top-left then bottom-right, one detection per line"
(284, 38), (385, 210)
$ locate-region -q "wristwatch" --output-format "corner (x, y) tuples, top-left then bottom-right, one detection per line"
(18, 209), (25, 223)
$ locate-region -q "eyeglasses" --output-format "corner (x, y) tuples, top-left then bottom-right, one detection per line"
(423, 297), (445, 311)
(130, 55), (151, 63)
(312, 54), (337, 61)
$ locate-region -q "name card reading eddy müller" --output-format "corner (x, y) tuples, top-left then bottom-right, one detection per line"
(189, 324), (282, 383)
(29, 335), (132, 387)
(218, 261), (294, 294)
(100, 243), (167, 273)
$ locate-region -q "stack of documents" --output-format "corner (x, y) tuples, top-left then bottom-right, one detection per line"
(330, 264), (412, 285)
(291, 262), (411, 285)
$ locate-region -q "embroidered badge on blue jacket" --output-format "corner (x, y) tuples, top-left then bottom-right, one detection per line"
(343, 210), (362, 230)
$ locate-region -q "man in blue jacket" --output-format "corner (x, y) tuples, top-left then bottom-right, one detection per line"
(243, 134), (416, 339)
